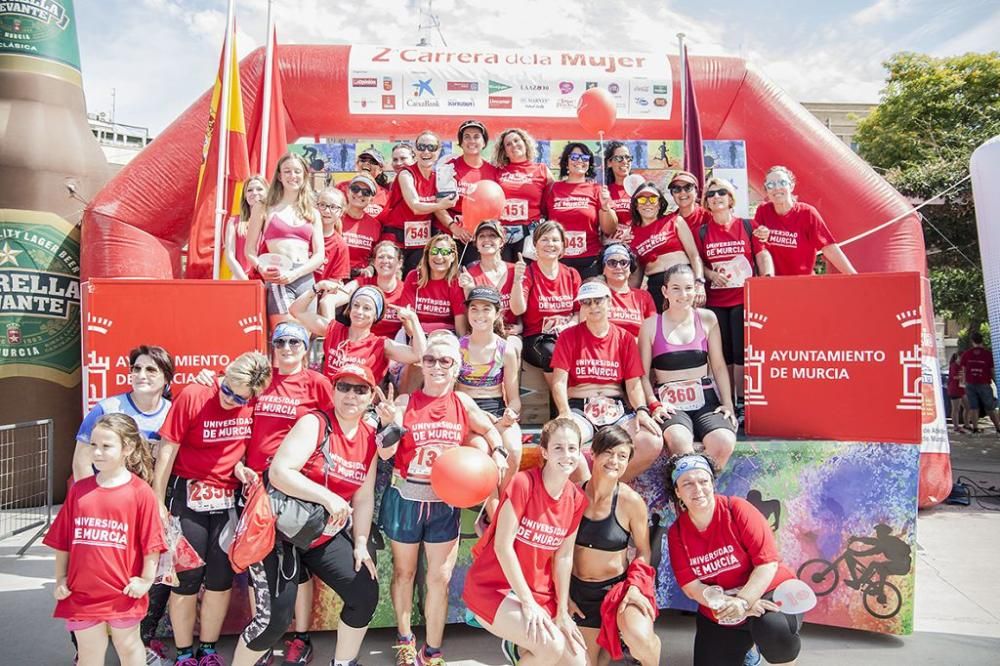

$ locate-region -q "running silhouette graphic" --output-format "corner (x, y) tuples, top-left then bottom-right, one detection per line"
(797, 524), (911, 619)
(746, 489), (781, 532)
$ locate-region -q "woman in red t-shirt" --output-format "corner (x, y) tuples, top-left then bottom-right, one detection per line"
(381, 131), (459, 274)
(542, 142), (617, 278)
(550, 280), (663, 483)
(947, 352), (969, 433)
(335, 146), (391, 218)
(457, 220), (521, 336)
(224, 175), (267, 280)
(339, 174), (384, 277)
(231, 364), (389, 666)
(401, 233), (468, 335)
(493, 127), (553, 261)
(46, 413), (165, 666)
(463, 417), (588, 666)
(697, 177), (774, 419)
(753, 165), (856, 276)
(600, 243), (656, 338)
(603, 141), (637, 246)
(628, 180), (704, 313)
(314, 186), (351, 283)
(378, 333), (508, 666)
(666, 454), (802, 666)
(510, 220), (582, 388)
(151, 352), (272, 665)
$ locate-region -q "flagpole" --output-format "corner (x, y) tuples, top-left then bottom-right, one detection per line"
(259, 0), (274, 175)
(213, 0), (237, 280)
(677, 33), (686, 146)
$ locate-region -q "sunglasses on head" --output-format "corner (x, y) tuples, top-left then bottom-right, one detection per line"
(220, 381), (249, 406)
(605, 258), (631, 269)
(610, 155), (633, 163)
(415, 142), (439, 152)
(636, 195), (659, 205)
(669, 183), (696, 193)
(568, 152), (591, 162)
(335, 381), (372, 396)
(274, 337), (304, 349)
(349, 184), (374, 196)
(706, 189), (730, 199)
(317, 202), (343, 212)
(428, 247), (454, 257)
(130, 364), (161, 375)
(765, 179), (791, 190)
(422, 355), (456, 369)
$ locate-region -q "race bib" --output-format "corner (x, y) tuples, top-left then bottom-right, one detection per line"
(404, 219), (431, 248)
(712, 256), (753, 288)
(541, 314), (571, 335)
(322, 513), (350, 537)
(186, 480), (235, 513)
(583, 396), (625, 427)
(406, 443), (446, 483)
(501, 198), (529, 222)
(657, 380), (706, 411)
(564, 231), (587, 257)
(609, 223), (633, 245)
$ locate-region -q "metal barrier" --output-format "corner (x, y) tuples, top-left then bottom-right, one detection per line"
(0, 419), (53, 556)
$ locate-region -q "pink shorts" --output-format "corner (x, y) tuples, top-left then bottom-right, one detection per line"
(65, 616), (141, 633)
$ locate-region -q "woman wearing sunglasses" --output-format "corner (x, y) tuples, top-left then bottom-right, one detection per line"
(245, 153), (326, 330)
(493, 127), (552, 261)
(666, 170), (712, 232)
(551, 281), (664, 483)
(402, 233), (469, 335)
(379, 332), (508, 666)
(629, 180), (704, 313)
(152, 352), (272, 666)
(603, 141), (637, 245)
(335, 147), (390, 217)
(340, 174), (385, 278)
(542, 142), (617, 278)
(381, 131), (459, 274)
(314, 186), (351, 284)
(600, 243), (656, 338)
(232, 364), (390, 666)
(696, 178), (774, 424)
(753, 165), (856, 276)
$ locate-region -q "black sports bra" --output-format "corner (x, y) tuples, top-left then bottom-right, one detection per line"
(576, 483), (630, 552)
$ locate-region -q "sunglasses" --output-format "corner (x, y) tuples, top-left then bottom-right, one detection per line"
(422, 355), (456, 369)
(335, 381), (372, 396)
(765, 179), (792, 190)
(605, 258), (631, 268)
(579, 297), (607, 308)
(317, 202), (342, 212)
(130, 364), (161, 376)
(636, 195), (659, 205)
(568, 152), (592, 162)
(415, 142), (439, 152)
(349, 185), (374, 196)
(669, 183), (696, 193)
(610, 155), (633, 163)
(706, 189), (731, 199)
(220, 381), (250, 406)
(428, 247), (454, 257)
(274, 337), (304, 349)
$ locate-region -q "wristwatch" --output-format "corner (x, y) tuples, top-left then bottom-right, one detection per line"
(491, 444), (509, 459)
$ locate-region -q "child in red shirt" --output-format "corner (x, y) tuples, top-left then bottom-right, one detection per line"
(45, 413), (165, 666)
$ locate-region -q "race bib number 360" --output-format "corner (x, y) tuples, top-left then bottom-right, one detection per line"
(187, 481), (236, 512)
(658, 380), (706, 411)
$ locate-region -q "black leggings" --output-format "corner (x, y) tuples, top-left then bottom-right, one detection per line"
(693, 609), (803, 666)
(139, 583), (172, 643)
(522, 334), (558, 373)
(167, 476), (235, 595)
(242, 531), (379, 652)
(647, 271), (666, 313)
(708, 305), (744, 365)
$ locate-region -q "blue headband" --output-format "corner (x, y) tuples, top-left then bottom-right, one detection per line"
(352, 286), (385, 321)
(671, 455), (714, 484)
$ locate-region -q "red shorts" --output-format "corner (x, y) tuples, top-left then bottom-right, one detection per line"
(65, 616), (142, 633)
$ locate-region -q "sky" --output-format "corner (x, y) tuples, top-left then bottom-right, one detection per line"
(74, 0), (1000, 135)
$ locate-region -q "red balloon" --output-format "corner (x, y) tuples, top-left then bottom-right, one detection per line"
(461, 180), (506, 231)
(576, 88), (617, 135)
(430, 447), (499, 508)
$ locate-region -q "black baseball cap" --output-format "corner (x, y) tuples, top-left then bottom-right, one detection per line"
(465, 286), (501, 306)
(458, 119), (489, 144)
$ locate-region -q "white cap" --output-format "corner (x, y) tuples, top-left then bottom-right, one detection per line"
(575, 281), (612, 301)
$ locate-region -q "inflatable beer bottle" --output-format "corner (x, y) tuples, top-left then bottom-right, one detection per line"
(0, 0), (108, 495)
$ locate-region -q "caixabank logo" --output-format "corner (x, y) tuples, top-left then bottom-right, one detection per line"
(0, 210), (81, 386)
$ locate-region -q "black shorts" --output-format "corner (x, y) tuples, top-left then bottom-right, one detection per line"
(523, 334), (558, 373)
(472, 396), (506, 418)
(567, 397), (635, 431)
(966, 383), (996, 412)
(659, 383), (736, 441)
(166, 476), (236, 595)
(570, 573), (626, 628)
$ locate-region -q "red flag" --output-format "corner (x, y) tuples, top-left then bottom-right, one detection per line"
(247, 27), (289, 178)
(187, 22), (250, 279)
(682, 46), (705, 190)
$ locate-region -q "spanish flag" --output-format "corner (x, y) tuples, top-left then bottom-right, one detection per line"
(186, 21), (250, 279)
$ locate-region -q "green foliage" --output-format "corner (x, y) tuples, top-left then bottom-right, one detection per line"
(855, 52), (1000, 325)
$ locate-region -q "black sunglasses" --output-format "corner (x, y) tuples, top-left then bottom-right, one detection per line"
(336, 381), (372, 396)
(669, 183), (696, 193)
(415, 142), (439, 152)
(349, 185), (374, 196)
(706, 189), (730, 199)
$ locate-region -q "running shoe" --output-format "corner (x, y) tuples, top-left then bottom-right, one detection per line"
(393, 637), (418, 666)
(198, 653), (226, 666)
(254, 650), (273, 666)
(174, 657), (199, 666)
(145, 646), (164, 666)
(415, 650), (445, 666)
(500, 639), (520, 665)
(283, 637), (314, 665)
(743, 645), (762, 666)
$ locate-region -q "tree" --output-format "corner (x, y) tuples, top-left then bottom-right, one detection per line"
(854, 51), (1000, 335)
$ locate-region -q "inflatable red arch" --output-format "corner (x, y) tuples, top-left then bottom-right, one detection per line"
(81, 45), (949, 507)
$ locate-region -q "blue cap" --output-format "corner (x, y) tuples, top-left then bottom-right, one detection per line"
(272, 321), (310, 344)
